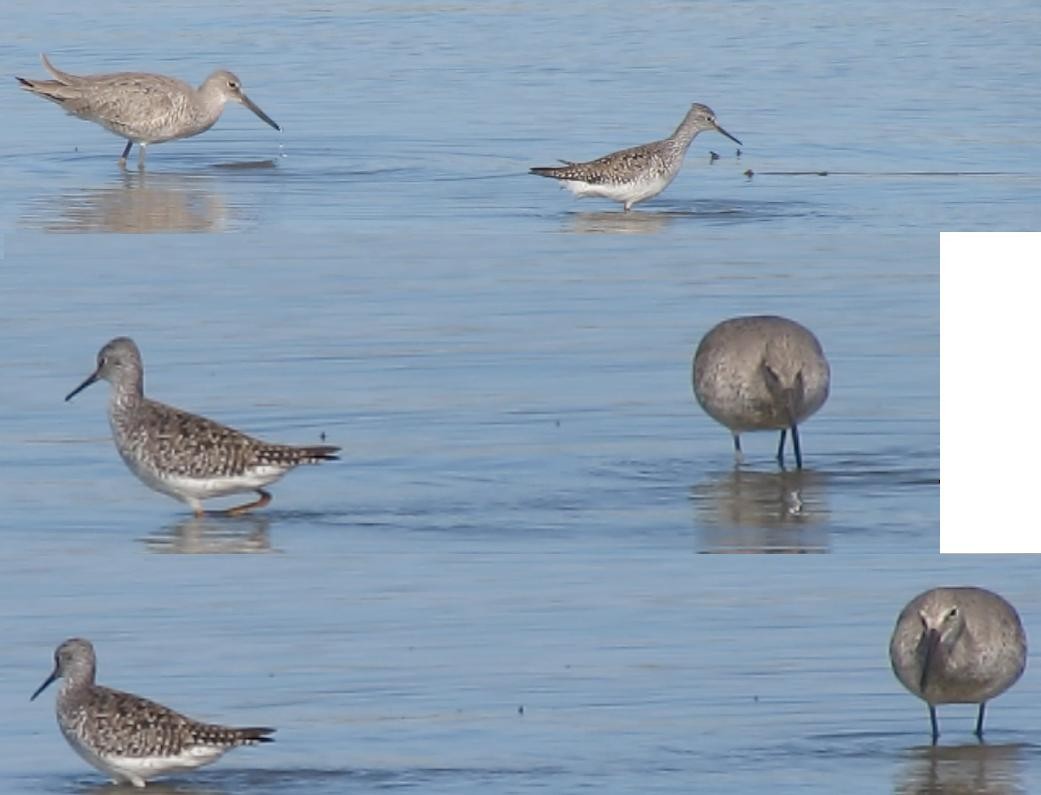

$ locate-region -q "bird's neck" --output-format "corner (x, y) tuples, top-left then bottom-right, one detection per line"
(110, 377), (144, 414)
(195, 85), (229, 122)
(59, 671), (96, 704)
(670, 113), (705, 150)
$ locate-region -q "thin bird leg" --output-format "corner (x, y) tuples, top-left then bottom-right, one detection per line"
(975, 702), (987, 740)
(790, 424), (803, 469)
(119, 140), (132, 166)
(138, 144), (146, 170)
(776, 428), (787, 467)
(929, 705), (940, 745)
(225, 489), (273, 516)
(732, 433), (744, 465)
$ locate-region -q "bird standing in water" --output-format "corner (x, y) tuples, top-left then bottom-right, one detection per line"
(17, 54), (280, 167)
(530, 103), (741, 211)
(65, 337), (339, 516)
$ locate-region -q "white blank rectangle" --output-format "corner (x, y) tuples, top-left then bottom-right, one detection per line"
(941, 232), (1040, 553)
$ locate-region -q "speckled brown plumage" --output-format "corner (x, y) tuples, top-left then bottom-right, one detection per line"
(531, 141), (677, 186)
(113, 397), (339, 480)
(66, 336), (339, 516)
(530, 103), (741, 211)
(60, 685), (273, 757)
(31, 638), (273, 788)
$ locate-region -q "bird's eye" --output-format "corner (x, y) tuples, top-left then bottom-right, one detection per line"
(228, 80), (238, 89)
(946, 607), (958, 620)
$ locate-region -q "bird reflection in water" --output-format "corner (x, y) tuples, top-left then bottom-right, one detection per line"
(566, 210), (672, 235)
(142, 514), (272, 554)
(22, 168), (243, 233)
(895, 742), (1025, 795)
(691, 468), (829, 553)
(83, 783), (226, 795)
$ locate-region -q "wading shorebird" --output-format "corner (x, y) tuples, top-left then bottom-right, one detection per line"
(16, 54), (280, 167)
(692, 315), (830, 469)
(65, 337), (339, 516)
(890, 587), (1027, 744)
(31, 638), (274, 788)
(530, 103), (741, 212)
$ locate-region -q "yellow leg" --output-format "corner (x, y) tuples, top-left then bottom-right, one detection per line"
(225, 489), (272, 516)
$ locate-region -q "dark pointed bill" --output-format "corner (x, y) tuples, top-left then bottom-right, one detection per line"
(714, 123), (742, 146)
(65, 368), (100, 402)
(240, 94), (281, 132)
(919, 628), (941, 691)
(30, 668), (59, 701)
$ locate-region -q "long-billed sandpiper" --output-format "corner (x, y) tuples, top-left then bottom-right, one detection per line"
(692, 316), (830, 469)
(530, 103), (741, 211)
(65, 337), (339, 516)
(16, 54), (280, 167)
(31, 638), (274, 788)
(890, 587), (1027, 744)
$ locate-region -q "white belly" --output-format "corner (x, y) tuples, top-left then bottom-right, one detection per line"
(118, 450), (285, 502)
(62, 724), (225, 787)
(149, 468), (286, 500)
(562, 175), (671, 206)
(103, 746), (227, 778)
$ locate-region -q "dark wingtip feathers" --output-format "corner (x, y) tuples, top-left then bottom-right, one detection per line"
(256, 444), (340, 467)
(304, 445), (340, 462)
(531, 164), (585, 181)
(242, 727), (276, 744)
(530, 166), (559, 178)
(192, 724), (276, 747)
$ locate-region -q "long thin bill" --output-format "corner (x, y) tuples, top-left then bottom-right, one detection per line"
(714, 123), (742, 146)
(65, 369), (100, 402)
(30, 669), (58, 701)
(919, 628), (941, 691)
(240, 94), (281, 132)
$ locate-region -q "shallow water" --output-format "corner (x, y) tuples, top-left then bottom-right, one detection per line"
(1, 0), (1038, 793)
